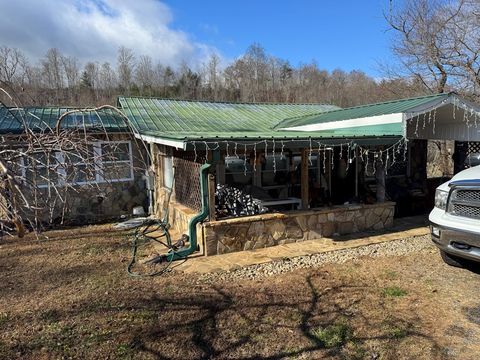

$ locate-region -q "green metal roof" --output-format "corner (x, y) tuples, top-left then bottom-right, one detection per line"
(277, 92), (450, 130)
(0, 103), (129, 135)
(117, 97), (340, 141)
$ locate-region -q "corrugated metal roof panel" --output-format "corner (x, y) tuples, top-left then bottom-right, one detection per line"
(117, 97), (340, 140)
(0, 104), (129, 135)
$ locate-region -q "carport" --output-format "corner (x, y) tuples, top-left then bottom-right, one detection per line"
(278, 92), (480, 213)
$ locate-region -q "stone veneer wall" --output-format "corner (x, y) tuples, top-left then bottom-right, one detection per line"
(203, 202), (395, 256)
(15, 134), (148, 225)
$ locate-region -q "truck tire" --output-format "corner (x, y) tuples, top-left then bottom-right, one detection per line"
(440, 250), (465, 268)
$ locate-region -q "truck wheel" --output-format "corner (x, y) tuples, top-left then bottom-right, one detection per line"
(440, 250), (465, 268)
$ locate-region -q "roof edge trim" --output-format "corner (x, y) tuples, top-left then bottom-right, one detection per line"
(134, 133), (186, 150)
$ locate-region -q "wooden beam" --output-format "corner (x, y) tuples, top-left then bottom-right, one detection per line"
(301, 148), (309, 209)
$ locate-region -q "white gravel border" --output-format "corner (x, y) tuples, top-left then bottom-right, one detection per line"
(199, 234), (435, 282)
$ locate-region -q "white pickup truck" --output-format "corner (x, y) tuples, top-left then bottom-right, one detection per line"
(429, 165), (480, 266)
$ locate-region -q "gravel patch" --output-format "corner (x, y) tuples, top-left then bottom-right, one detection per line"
(199, 234), (435, 283)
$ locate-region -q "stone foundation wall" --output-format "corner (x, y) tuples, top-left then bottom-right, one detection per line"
(203, 202), (395, 256)
(167, 201), (197, 234)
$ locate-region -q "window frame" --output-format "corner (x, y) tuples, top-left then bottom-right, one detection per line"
(96, 140), (134, 184)
(22, 140), (134, 188)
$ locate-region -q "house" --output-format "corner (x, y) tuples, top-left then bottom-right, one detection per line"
(0, 103), (147, 225)
(115, 94), (465, 256)
(117, 93), (480, 256)
(3, 92), (478, 256)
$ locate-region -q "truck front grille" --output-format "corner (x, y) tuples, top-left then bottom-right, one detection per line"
(448, 189), (480, 220)
(454, 189), (480, 202)
(450, 203), (480, 219)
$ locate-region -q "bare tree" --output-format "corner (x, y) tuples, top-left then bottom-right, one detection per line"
(0, 46), (27, 84)
(176, 62), (201, 99)
(386, 0), (480, 95)
(41, 48), (64, 90)
(117, 46), (135, 94)
(83, 62), (100, 92)
(135, 55), (154, 95)
(99, 62), (117, 98)
(62, 55), (80, 90)
(205, 52), (221, 101)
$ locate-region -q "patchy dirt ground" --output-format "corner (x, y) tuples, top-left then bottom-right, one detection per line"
(0, 225), (479, 360)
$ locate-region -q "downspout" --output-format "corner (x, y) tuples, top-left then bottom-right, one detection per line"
(165, 162), (211, 261)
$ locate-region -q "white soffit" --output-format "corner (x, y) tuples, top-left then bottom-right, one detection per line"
(282, 113), (404, 132)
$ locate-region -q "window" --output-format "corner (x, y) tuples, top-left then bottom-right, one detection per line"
(163, 156), (173, 188)
(97, 141), (133, 182)
(24, 152), (59, 187)
(261, 155), (289, 186)
(23, 140), (134, 187)
(225, 155), (253, 185)
(62, 145), (96, 185)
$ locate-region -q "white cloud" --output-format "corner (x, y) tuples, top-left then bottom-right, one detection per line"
(0, 0), (220, 68)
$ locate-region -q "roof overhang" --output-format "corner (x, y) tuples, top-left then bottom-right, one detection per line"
(134, 133), (186, 150)
(281, 113), (404, 132)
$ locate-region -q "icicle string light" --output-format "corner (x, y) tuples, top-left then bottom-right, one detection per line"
(308, 137), (313, 165)
(323, 144), (327, 174)
(185, 128), (479, 177)
(193, 141), (198, 163)
(253, 143), (257, 172)
(243, 144), (247, 176)
(272, 139), (277, 174)
(345, 143), (349, 172)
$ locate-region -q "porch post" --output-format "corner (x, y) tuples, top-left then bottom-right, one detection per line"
(208, 173), (216, 221)
(375, 160), (386, 203)
(301, 148), (309, 209)
(355, 146), (359, 198)
(207, 150), (220, 221)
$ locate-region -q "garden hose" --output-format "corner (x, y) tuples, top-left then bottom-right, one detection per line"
(126, 219), (181, 277)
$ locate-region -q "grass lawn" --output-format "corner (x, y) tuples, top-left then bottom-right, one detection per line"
(0, 224), (479, 359)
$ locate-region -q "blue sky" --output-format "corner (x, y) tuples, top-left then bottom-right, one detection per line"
(0, 0), (395, 77)
(167, 0), (394, 76)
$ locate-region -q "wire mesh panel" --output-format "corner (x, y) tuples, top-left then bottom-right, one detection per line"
(468, 141), (480, 154)
(173, 157), (202, 211)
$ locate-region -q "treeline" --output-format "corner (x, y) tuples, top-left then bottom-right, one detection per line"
(0, 43), (427, 108)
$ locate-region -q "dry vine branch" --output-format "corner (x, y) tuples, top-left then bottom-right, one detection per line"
(0, 87), (149, 239)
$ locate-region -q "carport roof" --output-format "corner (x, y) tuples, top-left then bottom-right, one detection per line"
(277, 93), (451, 131)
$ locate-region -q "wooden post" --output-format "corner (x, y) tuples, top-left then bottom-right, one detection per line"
(355, 146), (359, 198)
(207, 173), (216, 221)
(216, 151), (225, 185)
(301, 148), (309, 209)
(375, 161), (386, 203)
(326, 148), (332, 193)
